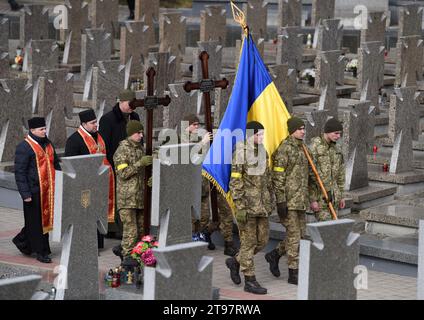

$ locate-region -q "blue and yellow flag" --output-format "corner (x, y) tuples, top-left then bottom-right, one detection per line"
(202, 32), (290, 208)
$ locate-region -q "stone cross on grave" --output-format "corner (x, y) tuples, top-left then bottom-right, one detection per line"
(151, 144), (202, 246)
(164, 83), (198, 130)
(342, 100), (374, 191)
(19, 4), (49, 47)
(120, 21), (150, 77)
(129, 67), (171, 235)
(200, 5), (227, 44)
(0, 18), (9, 52)
(0, 79), (32, 162)
(192, 41), (223, 83)
(358, 41), (385, 114)
(159, 12), (186, 79)
(388, 87), (420, 174)
(276, 26), (303, 71)
(184, 51), (229, 225)
(144, 242), (213, 300)
(87, 60), (130, 118)
(395, 35), (424, 87)
(81, 28), (112, 78)
(269, 64), (296, 114)
(91, 0), (119, 36)
(52, 154), (109, 300)
(278, 0), (302, 28)
(304, 110), (330, 145)
(360, 12), (387, 45)
(145, 144), (212, 301)
(61, 0), (90, 65)
(22, 40), (59, 83)
(35, 69), (74, 148)
(399, 3), (423, 37)
(243, 0), (268, 39)
(298, 219), (360, 300)
(313, 19), (343, 51)
(135, 0), (159, 46)
(311, 0), (335, 26)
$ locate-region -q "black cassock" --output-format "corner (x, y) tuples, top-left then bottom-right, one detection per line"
(13, 134), (61, 256)
(64, 130), (105, 249)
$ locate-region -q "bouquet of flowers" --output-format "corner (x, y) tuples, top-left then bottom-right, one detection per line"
(131, 235), (158, 267)
(346, 59), (358, 71)
(300, 68), (316, 86)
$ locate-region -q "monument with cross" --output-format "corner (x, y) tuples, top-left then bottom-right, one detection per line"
(342, 100), (374, 191)
(298, 219), (360, 300)
(35, 69), (74, 148)
(129, 67), (171, 235)
(388, 87), (420, 174)
(184, 51), (229, 225)
(0, 79), (32, 162)
(144, 144), (213, 300)
(52, 154), (109, 300)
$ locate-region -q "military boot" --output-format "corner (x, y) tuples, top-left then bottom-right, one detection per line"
(244, 275), (267, 295)
(225, 257), (241, 285)
(265, 249), (281, 277)
(204, 231), (216, 250)
(112, 245), (123, 261)
(288, 268), (298, 285)
(224, 241), (238, 256)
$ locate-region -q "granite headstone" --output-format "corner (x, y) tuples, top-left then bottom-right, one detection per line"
(278, 0), (302, 27)
(298, 219), (359, 300)
(53, 154), (109, 300)
(19, 5), (49, 47)
(0, 79), (32, 162)
(200, 5), (227, 45)
(80, 28), (112, 78)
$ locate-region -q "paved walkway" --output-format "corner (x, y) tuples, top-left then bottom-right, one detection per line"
(0, 206), (417, 300)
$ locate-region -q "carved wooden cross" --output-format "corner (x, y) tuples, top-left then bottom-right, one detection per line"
(184, 51), (229, 224)
(129, 67), (171, 235)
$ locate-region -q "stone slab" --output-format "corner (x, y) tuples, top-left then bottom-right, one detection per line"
(345, 184), (397, 204)
(359, 233), (418, 265)
(368, 168), (424, 184)
(360, 204), (424, 228)
(0, 275), (42, 300)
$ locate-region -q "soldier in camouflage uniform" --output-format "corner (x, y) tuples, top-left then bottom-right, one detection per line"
(225, 121), (275, 295)
(265, 117), (316, 285)
(309, 118), (346, 221)
(182, 114), (237, 256)
(113, 120), (153, 265)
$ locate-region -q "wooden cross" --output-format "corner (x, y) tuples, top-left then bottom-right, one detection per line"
(129, 67), (171, 235)
(184, 51), (229, 225)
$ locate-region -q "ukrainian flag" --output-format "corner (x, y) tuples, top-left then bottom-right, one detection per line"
(202, 32), (290, 208)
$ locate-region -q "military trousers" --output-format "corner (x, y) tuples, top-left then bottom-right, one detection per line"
(120, 208), (143, 257)
(235, 216), (269, 276)
(194, 194), (234, 242)
(277, 210), (306, 269)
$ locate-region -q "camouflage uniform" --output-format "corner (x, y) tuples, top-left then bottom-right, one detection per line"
(309, 135), (345, 221)
(113, 138), (145, 256)
(272, 136), (315, 269)
(230, 141), (275, 276)
(180, 130), (217, 233)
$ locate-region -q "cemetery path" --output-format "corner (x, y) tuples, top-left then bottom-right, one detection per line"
(0, 206), (417, 300)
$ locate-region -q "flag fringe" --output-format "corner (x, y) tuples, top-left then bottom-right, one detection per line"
(202, 169), (236, 217)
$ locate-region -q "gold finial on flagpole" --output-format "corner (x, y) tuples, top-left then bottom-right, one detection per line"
(230, 1), (249, 36)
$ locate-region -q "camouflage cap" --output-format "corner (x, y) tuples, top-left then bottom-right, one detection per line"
(287, 117), (305, 135)
(126, 120), (144, 137)
(119, 89), (136, 102)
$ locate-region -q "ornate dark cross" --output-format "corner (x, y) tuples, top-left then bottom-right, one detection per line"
(184, 51), (229, 225)
(129, 67), (171, 235)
